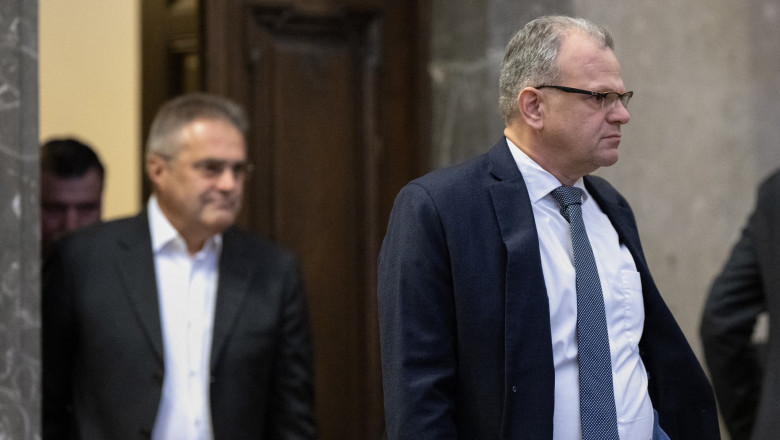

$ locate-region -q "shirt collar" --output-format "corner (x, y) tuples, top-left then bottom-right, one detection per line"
(147, 195), (222, 255)
(505, 138), (589, 204)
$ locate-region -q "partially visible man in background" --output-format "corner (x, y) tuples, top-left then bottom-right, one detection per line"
(40, 137), (104, 258)
(700, 169), (780, 440)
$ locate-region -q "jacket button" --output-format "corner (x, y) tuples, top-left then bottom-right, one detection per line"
(512, 386), (517, 392)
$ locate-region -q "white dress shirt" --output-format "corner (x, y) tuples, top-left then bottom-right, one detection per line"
(148, 196), (221, 440)
(506, 140), (654, 440)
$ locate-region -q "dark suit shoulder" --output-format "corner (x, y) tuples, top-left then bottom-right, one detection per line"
(393, 155), (499, 232)
(732, 168), (780, 235)
(65, 213), (146, 243)
(46, 214), (149, 266)
(756, 167), (780, 200)
(401, 138), (517, 209)
(411, 152), (492, 193)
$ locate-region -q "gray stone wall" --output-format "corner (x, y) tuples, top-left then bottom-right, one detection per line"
(0, 0), (39, 438)
(431, 0), (573, 167)
(431, 2), (776, 436)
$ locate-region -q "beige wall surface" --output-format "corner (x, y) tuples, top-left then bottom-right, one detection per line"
(39, 0), (141, 220)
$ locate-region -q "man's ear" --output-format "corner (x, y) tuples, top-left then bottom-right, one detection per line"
(146, 154), (166, 188)
(517, 88), (544, 130)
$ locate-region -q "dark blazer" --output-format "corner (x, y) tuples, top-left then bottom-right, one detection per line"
(378, 138), (719, 439)
(42, 212), (316, 439)
(701, 169), (780, 440)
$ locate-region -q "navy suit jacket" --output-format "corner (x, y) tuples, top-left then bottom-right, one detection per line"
(42, 213), (316, 439)
(378, 138), (719, 439)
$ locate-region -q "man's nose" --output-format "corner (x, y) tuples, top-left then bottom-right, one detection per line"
(608, 100), (630, 125)
(216, 167), (240, 190)
(64, 208), (81, 232)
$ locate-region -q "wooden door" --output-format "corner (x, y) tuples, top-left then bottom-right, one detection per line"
(200, 1), (429, 439)
(244, 7), (381, 438)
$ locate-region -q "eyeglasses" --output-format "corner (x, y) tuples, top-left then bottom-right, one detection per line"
(536, 85), (633, 109)
(192, 159), (254, 180)
(157, 153), (254, 180)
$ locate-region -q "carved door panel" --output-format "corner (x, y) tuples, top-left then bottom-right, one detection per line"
(241, 8), (381, 439)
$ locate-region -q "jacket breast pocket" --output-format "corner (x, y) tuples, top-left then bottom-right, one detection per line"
(618, 270), (644, 349)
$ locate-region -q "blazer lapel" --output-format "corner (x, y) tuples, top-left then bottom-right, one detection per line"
(487, 140), (555, 438)
(210, 228), (251, 371)
(584, 177), (648, 270)
(117, 213), (165, 364)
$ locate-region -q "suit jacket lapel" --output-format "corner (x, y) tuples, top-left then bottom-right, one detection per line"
(116, 218), (251, 371)
(210, 228), (251, 371)
(487, 139), (555, 438)
(584, 177), (648, 271)
(117, 213), (165, 364)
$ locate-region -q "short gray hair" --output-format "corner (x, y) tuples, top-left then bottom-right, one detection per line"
(498, 15), (614, 123)
(145, 92), (249, 161)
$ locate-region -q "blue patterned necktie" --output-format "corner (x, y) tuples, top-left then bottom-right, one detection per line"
(551, 186), (620, 440)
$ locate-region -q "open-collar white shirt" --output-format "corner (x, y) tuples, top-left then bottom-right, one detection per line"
(148, 195), (222, 440)
(506, 139), (653, 440)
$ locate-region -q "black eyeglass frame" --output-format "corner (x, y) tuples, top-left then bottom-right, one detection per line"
(154, 152), (255, 180)
(535, 85), (633, 108)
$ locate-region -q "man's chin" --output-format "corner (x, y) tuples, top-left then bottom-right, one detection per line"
(598, 150), (619, 168)
(604, 155), (619, 167)
(204, 210), (239, 232)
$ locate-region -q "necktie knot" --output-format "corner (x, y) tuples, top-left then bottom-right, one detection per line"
(551, 186), (584, 221)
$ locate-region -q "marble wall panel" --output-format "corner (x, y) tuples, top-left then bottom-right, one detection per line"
(430, 0), (572, 167)
(0, 0), (39, 438)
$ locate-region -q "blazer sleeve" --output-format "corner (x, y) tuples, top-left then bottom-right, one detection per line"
(268, 257), (318, 439)
(41, 242), (78, 439)
(377, 182), (459, 439)
(700, 198), (766, 440)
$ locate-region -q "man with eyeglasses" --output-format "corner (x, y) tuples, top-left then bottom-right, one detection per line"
(42, 93), (316, 439)
(378, 15), (719, 440)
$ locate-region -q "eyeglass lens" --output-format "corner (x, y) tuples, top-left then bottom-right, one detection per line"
(194, 159), (253, 179)
(604, 92), (632, 108)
